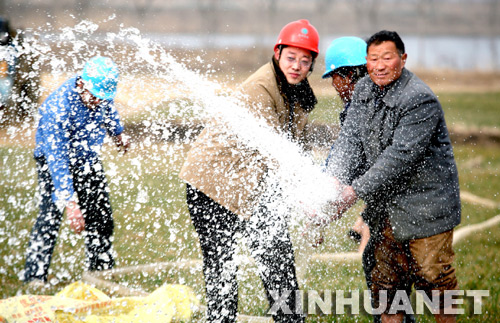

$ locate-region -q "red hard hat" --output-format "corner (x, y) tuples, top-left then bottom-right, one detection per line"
(274, 19), (320, 58)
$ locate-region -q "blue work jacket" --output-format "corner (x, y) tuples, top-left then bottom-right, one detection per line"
(34, 76), (123, 204)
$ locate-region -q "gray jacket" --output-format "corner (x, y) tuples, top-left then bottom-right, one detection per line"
(327, 68), (461, 240)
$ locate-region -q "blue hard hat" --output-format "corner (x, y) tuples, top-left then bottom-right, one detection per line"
(81, 56), (119, 100)
(322, 37), (367, 79)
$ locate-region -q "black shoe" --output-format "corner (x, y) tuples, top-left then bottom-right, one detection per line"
(348, 229), (362, 243)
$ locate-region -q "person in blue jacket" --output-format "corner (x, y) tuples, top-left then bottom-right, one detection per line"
(322, 36), (370, 252)
(23, 56), (129, 286)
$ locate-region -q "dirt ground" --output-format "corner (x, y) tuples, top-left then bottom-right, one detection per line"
(1, 69), (499, 148)
(25, 43), (500, 110)
(409, 69), (500, 93)
(167, 48), (500, 95)
(310, 69), (500, 96)
(39, 68), (500, 115)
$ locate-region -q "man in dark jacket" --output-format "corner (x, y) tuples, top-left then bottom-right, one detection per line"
(325, 30), (461, 323)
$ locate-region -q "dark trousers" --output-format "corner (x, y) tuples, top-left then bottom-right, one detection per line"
(23, 156), (114, 282)
(186, 184), (303, 322)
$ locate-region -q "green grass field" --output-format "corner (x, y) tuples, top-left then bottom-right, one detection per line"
(0, 91), (499, 321)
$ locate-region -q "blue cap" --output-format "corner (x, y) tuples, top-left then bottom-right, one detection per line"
(81, 56), (119, 100)
(322, 37), (367, 79)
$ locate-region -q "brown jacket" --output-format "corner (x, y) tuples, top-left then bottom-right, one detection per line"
(179, 61), (313, 219)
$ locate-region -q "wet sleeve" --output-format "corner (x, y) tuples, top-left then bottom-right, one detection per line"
(103, 101), (124, 137)
(324, 106), (366, 185)
(38, 98), (76, 205)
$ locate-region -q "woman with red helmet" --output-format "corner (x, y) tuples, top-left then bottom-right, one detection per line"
(179, 19), (319, 322)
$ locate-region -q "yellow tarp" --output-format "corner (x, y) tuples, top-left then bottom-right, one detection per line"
(0, 281), (199, 322)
